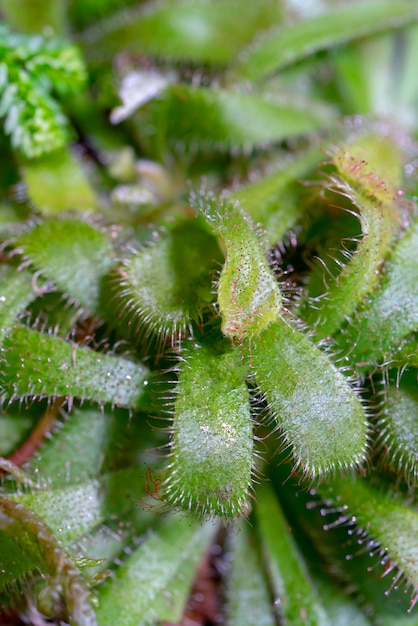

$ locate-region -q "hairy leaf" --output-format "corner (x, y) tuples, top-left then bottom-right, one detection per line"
(15, 218), (114, 311)
(334, 219), (418, 366)
(249, 319), (368, 477)
(302, 133), (402, 338)
(0, 497), (97, 626)
(105, 220), (220, 344)
(164, 343), (253, 519)
(320, 475), (418, 613)
(231, 147), (322, 246)
(194, 192), (282, 340)
(10, 468), (145, 545)
(0, 265), (38, 343)
(0, 326), (150, 409)
(377, 369), (418, 487)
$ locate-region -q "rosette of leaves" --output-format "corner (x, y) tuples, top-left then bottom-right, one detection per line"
(2, 1), (418, 625)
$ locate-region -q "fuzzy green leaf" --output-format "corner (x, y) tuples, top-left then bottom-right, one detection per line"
(10, 468), (145, 545)
(82, 0), (282, 65)
(0, 326), (150, 409)
(164, 343), (253, 519)
(0, 265), (38, 343)
(249, 318), (368, 477)
(96, 515), (216, 626)
(302, 133), (402, 338)
(141, 84), (326, 153)
(28, 408), (122, 487)
(15, 218), (114, 311)
(233, 0), (418, 82)
(225, 520), (276, 626)
(377, 369), (418, 487)
(22, 148), (97, 214)
(320, 475), (418, 613)
(334, 219), (418, 366)
(194, 193), (282, 340)
(256, 484), (330, 625)
(105, 220), (220, 344)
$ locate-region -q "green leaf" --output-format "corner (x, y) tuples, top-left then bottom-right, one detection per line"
(334, 219), (418, 367)
(249, 318), (368, 478)
(21, 148), (97, 214)
(320, 474), (418, 613)
(377, 369), (418, 487)
(231, 147), (323, 246)
(233, 0), (418, 82)
(193, 192), (282, 340)
(0, 413), (33, 456)
(15, 218), (114, 311)
(105, 220), (221, 344)
(225, 520), (276, 626)
(0, 326), (150, 409)
(10, 468), (146, 545)
(141, 84), (327, 153)
(256, 484), (331, 625)
(96, 514), (216, 626)
(164, 343), (253, 519)
(27, 407), (122, 487)
(82, 0), (282, 65)
(302, 133), (402, 338)
(0, 265), (39, 344)
(0, 496), (97, 626)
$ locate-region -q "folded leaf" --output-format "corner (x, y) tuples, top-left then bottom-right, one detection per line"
(194, 192), (282, 340)
(302, 133), (401, 338)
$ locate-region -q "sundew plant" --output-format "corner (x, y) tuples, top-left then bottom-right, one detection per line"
(2, 1), (418, 625)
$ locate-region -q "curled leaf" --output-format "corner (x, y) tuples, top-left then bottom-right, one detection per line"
(193, 192), (282, 340)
